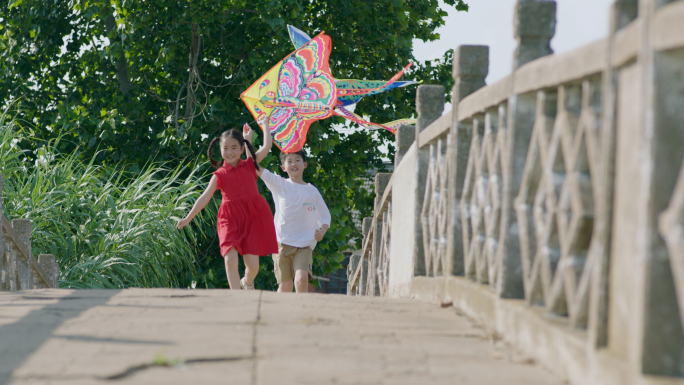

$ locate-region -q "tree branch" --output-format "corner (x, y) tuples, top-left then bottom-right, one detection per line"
(105, 15), (131, 95)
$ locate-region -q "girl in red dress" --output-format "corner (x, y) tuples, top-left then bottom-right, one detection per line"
(177, 116), (278, 290)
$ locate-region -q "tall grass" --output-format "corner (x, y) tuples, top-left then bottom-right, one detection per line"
(0, 112), (216, 288)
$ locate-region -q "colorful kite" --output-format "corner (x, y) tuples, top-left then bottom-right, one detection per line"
(287, 25), (419, 108)
(240, 27), (417, 153)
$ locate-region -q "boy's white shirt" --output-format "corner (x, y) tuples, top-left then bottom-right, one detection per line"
(260, 169), (332, 250)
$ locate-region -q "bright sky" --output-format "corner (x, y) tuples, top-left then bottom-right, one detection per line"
(413, 0), (614, 84)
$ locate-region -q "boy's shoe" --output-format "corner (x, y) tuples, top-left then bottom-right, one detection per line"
(240, 277), (255, 290)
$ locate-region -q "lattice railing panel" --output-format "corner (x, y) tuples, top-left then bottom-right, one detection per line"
(422, 135), (451, 277)
(460, 107), (505, 287)
(377, 203), (392, 296)
(515, 78), (602, 327)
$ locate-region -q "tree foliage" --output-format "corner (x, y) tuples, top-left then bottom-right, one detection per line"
(0, 0), (467, 288)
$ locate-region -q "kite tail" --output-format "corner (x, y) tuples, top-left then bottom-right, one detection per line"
(377, 62), (414, 91)
(336, 63), (414, 99)
(334, 106), (416, 135)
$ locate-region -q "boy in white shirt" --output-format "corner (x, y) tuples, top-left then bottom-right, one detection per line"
(259, 149), (332, 293)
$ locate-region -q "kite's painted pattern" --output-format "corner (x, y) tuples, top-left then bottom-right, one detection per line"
(241, 27), (417, 153)
(242, 34), (336, 153)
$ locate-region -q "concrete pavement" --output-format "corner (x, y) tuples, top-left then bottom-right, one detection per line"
(0, 289), (564, 384)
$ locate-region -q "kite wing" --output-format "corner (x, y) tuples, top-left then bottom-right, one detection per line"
(241, 33), (337, 153)
(288, 26), (419, 107)
(288, 25), (313, 50)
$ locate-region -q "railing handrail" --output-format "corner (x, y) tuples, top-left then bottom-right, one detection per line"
(418, 111), (452, 148)
(456, 38), (613, 124)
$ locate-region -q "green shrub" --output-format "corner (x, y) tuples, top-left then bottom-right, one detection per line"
(0, 112), (215, 288)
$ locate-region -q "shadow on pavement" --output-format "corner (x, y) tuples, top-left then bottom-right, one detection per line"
(0, 290), (120, 385)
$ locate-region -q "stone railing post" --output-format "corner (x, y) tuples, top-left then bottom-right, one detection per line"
(448, 46), (489, 276)
(414, 85), (445, 276)
(415, 86), (445, 145)
(36, 254), (59, 289)
(452, 45), (489, 105)
(585, 0), (638, 350)
(369, 173), (392, 295)
(394, 125), (415, 167)
(499, 1), (558, 298)
(347, 254), (361, 295)
(359, 217), (372, 295)
(13, 219), (33, 290)
(0, 175), (59, 291)
(636, 0), (684, 376)
(513, 0), (556, 70)
(610, 0), (638, 32)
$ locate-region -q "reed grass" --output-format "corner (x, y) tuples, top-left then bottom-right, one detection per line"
(0, 110), (215, 288)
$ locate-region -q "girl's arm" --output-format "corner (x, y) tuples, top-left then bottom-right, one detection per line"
(243, 115), (272, 164)
(254, 115), (272, 163)
(177, 175), (218, 229)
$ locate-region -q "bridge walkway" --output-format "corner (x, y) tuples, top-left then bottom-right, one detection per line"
(0, 289), (563, 385)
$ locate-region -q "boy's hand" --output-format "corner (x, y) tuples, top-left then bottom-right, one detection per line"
(314, 228), (326, 241)
(243, 123), (253, 142)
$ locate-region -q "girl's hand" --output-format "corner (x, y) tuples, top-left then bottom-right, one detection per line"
(256, 114), (269, 128)
(243, 123), (253, 142)
(177, 217), (191, 230)
(314, 228), (326, 241)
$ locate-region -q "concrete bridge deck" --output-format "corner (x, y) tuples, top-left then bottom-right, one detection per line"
(0, 289), (563, 385)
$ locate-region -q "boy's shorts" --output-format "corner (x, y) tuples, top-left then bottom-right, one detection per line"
(272, 243), (312, 284)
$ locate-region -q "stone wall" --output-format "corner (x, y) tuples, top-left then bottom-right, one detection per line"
(348, 0), (684, 383)
(0, 175), (60, 290)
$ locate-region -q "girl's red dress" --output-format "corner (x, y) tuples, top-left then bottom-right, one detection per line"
(213, 159), (278, 257)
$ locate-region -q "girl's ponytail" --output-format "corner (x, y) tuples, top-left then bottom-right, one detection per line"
(207, 136), (221, 168)
(244, 140), (260, 171)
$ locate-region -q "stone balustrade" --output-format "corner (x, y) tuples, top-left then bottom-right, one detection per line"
(0, 175), (60, 290)
(347, 174), (393, 296)
(348, 0), (684, 383)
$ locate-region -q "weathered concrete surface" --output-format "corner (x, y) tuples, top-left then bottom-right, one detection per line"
(0, 289), (563, 385)
(389, 144), (418, 297)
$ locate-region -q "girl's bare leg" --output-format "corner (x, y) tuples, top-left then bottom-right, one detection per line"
(243, 254), (259, 286)
(224, 248), (241, 289)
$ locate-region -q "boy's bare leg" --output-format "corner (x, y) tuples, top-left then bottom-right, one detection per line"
(278, 282), (293, 292)
(294, 269), (309, 293)
(224, 248), (241, 289)
(243, 254), (259, 286)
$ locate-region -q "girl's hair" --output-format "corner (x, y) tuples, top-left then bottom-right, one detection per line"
(207, 129), (260, 171)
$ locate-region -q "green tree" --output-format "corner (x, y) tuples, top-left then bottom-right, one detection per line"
(0, 0), (467, 288)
